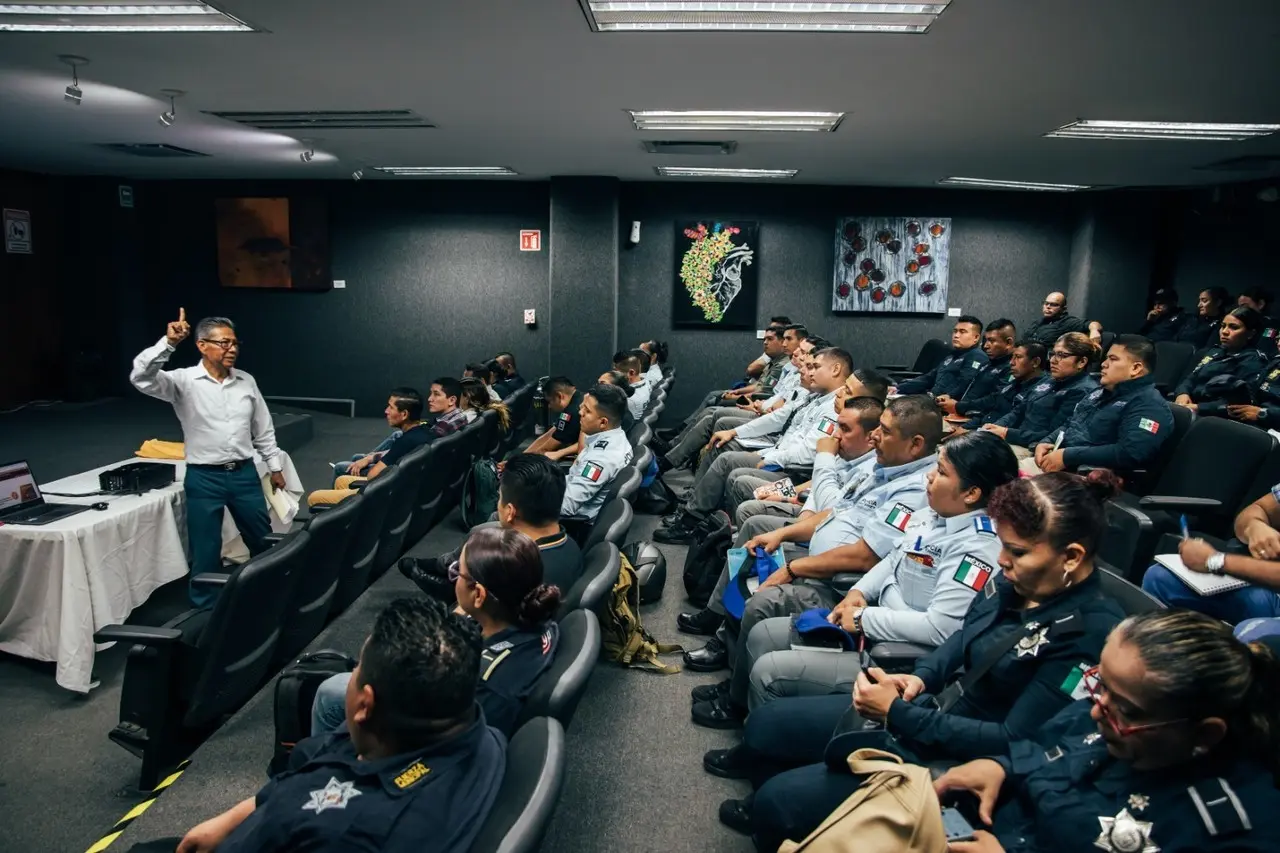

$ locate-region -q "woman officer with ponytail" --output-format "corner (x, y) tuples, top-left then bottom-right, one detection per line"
(937, 609), (1280, 853)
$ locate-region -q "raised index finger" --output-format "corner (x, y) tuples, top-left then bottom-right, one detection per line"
(178, 307), (186, 323)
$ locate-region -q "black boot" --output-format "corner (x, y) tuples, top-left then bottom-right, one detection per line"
(656, 454), (676, 475)
(683, 636), (728, 671)
(398, 557), (455, 603)
(677, 608), (723, 636)
(654, 510), (701, 544)
(718, 796), (753, 834)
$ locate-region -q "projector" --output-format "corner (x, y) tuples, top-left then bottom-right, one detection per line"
(99, 462), (176, 493)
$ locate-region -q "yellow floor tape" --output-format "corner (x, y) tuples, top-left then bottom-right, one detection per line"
(84, 761), (191, 853)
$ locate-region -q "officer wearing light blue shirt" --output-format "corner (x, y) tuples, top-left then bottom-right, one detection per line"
(685, 396), (947, 727)
(560, 384), (633, 520)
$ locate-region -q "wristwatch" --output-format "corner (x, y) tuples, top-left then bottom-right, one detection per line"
(851, 607), (865, 634)
(1206, 552), (1227, 575)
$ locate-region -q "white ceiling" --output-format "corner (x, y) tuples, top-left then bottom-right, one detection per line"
(0, 0), (1278, 187)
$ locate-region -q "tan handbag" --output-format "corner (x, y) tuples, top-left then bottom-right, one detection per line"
(777, 748), (947, 853)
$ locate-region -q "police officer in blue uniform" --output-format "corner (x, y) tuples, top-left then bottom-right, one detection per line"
(934, 610), (1280, 853)
(1136, 288), (1192, 343)
(1225, 352), (1280, 427)
(1033, 335), (1172, 476)
(1238, 287), (1279, 357)
(956, 340), (1046, 431)
(896, 315), (989, 399)
(1173, 306), (1268, 415)
(1176, 286), (1231, 349)
(985, 333), (1099, 451)
(710, 471), (1127, 846)
(938, 320), (1016, 422)
(174, 597), (505, 853)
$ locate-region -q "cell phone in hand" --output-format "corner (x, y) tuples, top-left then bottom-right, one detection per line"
(941, 806), (976, 842)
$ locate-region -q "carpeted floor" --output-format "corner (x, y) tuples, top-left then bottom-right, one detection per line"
(0, 404), (756, 853)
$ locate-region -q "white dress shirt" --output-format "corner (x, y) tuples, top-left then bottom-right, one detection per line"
(130, 337), (283, 472)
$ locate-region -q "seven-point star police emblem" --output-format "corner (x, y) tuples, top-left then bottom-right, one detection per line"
(1016, 623), (1051, 658)
(302, 777), (362, 813)
(1094, 808), (1159, 853)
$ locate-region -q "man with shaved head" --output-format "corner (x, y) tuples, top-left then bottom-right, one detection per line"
(1024, 291), (1097, 347)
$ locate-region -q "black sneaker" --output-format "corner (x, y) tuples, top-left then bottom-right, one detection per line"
(654, 511), (701, 545)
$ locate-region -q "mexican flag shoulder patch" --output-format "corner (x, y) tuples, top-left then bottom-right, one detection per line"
(953, 554), (995, 590)
(580, 461), (604, 482)
(1138, 418), (1160, 434)
(885, 503), (913, 531)
(1060, 662), (1093, 700)
(816, 416), (837, 436)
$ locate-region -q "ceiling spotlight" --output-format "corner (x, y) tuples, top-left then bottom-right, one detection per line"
(351, 169), (363, 180)
(157, 88), (183, 127)
(58, 54), (88, 105)
(299, 148), (315, 163)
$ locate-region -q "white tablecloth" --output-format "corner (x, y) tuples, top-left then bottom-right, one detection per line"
(0, 453), (302, 693)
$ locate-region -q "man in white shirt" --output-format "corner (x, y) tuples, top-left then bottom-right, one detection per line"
(614, 350), (652, 421)
(130, 309), (284, 606)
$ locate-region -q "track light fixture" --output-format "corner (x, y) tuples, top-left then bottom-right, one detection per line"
(299, 148), (315, 163)
(351, 169), (363, 180)
(157, 89), (184, 127)
(58, 54), (88, 105)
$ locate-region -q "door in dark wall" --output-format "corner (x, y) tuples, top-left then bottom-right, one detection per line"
(136, 181), (551, 416)
(618, 182), (1076, 416)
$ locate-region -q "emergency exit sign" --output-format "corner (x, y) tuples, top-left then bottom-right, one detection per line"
(520, 230), (541, 252)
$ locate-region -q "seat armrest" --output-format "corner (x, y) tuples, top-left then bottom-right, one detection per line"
(190, 572), (232, 588)
(1137, 496), (1224, 512)
(93, 624), (184, 646)
(264, 532), (286, 544)
(876, 364), (909, 373)
(869, 641), (933, 661)
(885, 370), (923, 380)
(829, 572), (863, 594)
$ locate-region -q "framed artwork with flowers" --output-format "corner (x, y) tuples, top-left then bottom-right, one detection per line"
(832, 216), (952, 314)
(673, 220), (759, 329)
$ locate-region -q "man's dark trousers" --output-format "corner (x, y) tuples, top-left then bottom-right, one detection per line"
(184, 463), (272, 607)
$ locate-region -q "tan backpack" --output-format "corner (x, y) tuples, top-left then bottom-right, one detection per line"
(778, 749), (947, 853)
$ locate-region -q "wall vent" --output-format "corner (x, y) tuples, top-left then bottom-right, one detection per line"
(98, 143), (210, 158)
(205, 109), (433, 130)
(642, 140), (737, 155)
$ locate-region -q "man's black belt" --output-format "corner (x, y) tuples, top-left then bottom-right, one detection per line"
(188, 459), (253, 471)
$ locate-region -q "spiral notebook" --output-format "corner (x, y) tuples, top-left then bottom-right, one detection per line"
(1154, 554), (1250, 596)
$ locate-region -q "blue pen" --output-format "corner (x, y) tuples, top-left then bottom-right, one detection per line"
(1180, 514), (1190, 540)
(914, 535), (922, 552)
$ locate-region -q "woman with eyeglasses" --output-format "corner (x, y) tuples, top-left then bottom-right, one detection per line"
(309, 527), (561, 738)
(982, 333), (1098, 459)
(934, 610), (1280, 853)
(1173, 306), (1267, 415)
(712, 471), (1127, 848)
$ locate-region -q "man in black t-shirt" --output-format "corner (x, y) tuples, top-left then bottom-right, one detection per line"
(401, 454), (584, 595)
(523, 376), (583, 460)
(307, 387), (430, 507)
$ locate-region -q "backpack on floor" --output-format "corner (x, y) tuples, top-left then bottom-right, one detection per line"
(682, 513), (734, 607)
(461, 458), (500, 529)
(599, 552), (684, 673)
(635, 473), (678, 515)
(269, 650), (357, 776)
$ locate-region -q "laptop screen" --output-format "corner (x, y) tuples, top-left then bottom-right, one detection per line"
(0, 461), (42, 513)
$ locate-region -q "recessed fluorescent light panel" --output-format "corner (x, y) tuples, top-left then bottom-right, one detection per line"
(0, 2), (255, 32)
(656, 166), (798, 179)
(630, 110), (844, 132)
(371, 166), (518, 177)
(582, 1), (951, 33)
(1046, 120), (1280, 142)
(938, 177), (1091, 192)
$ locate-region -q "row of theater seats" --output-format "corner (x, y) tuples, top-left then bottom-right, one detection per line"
(479, 370), (677, 851)
(93, 384), (541, 789)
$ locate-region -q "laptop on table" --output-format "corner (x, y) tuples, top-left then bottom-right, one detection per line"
(0, 460), (92, 526)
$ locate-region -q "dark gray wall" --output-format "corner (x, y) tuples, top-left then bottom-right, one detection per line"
(617, 183), (1089, 415)
(549, 177), (619, 387)
(135, 181), (550, 415)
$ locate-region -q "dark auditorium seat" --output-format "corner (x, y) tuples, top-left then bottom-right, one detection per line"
(328, 475), (396, 616)
(633, 445), (654, 479)
(1097, 565), (1165, 613)
(607, 464), (643, 506)
(1151, 340), (1195, 395)
(581, 498), (634, 554)
(371, 449), (431, 579)
(558, 542), (620, 619)
(425, 430), (467, 526)
(1107, 416), (1272, 574)
(877, 338), (948, 380)
(405, 440), (449, 545)
(516, 609), (601, 731)
(269, 496), (358, 665)
(627, 421), (653, 450)
(94, 530), (311, 788)
(469, 717), (567, 853)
